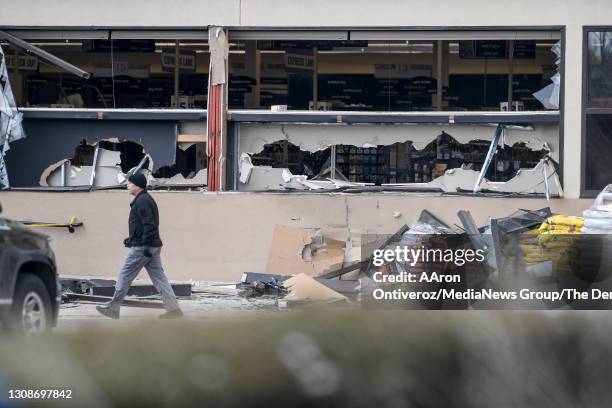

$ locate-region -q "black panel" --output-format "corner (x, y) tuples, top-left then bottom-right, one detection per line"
(5, 119), (177, 187)
(585, 114), (612, 192)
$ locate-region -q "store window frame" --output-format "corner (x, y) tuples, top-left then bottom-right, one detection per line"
(227, 27), (563, 114)
(227, 27), (566, 193)
(1, 29), (211, 110)
(581, 26), (612, 197)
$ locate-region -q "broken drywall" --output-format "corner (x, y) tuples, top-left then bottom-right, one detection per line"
(238, 127), (557, 193)
(266, 225), (346, 277)
(239, 156), (561, 196)
(280, 176), (372, 190)
(486, 159), (562, 196)
(239, 123), (560, 163)
(238, 151), (369, 191)
(41, 149), (123, 187)
(391, 159), (563, 196)
(239, 153), (254, 184)
(417, 165), (481, 193)
(40, 140), (154, 188)
(238, 153), (293, 191)
(238, 166), (290, 191)
(6, 119), (177, 187)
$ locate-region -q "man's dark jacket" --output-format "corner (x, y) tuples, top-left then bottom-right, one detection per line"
(124, 191), (163, 248)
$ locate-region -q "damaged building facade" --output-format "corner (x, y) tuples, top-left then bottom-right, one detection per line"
(0, 0), (609, 281)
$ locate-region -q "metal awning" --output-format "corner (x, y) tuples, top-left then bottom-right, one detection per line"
(229, 30), (348, 41)
(349, 30), (561, 41)
(4, 29), (109, 40)
(227, 110), (560, 124)
(110, 30), (208, 40)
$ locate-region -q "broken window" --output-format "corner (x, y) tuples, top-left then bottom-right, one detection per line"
(250, 140), (330, 178)
(39, 138), (207, 189)
(335, 135), (548, 184)
(2, 35), (210, 109)
(238, 130), (556, 195)
(39, 139), (152, 188)
(153, 142), (207, 182)
(445, 40), (559, 111)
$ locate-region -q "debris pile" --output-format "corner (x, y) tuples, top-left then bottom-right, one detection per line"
(60, 276), (192, 309)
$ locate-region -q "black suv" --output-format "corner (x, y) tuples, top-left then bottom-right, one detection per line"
(0, 209), (60, 334)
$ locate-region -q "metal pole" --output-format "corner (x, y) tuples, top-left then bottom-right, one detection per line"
(60, 162), (66, 187)
(254, 46), (261, 108)
(89, 144), (100, 188)
(174, 40), (180, 108)
(436, 40), (443, 111)
(541, 158), (550, 201)
(313, 46), (318, 108)
(473, 124), (504, 192)
(508, 40), (514, 108)
(0, 30), (90, 79)
(330, 145), (336, 179)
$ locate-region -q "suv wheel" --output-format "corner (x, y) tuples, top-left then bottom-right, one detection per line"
(10, 273), (52, 335)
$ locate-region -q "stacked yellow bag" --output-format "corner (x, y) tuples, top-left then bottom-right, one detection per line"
(520, 215), (583, 278)
(537, 215), (584, 235)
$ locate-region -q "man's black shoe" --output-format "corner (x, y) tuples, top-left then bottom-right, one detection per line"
(96, 305), (120, 320)
(159, 309), (183, 319)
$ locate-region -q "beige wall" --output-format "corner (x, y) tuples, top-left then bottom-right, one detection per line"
(1, 0), (610, 28)
(0, 191), (592, 282)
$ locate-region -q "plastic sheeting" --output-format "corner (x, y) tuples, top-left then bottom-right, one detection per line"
(533, 41), (561, 110)
(0, 45), (26, 188)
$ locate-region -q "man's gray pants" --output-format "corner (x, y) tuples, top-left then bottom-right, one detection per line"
(109, 246), (180, 312)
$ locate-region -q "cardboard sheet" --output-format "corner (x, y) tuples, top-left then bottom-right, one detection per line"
(283, 273), (348, 302)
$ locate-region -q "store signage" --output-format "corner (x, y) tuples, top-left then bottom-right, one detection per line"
(258, 40), (368, 51)
(5, 55), (38, 71)
(161, 49), (196, 72)
(93, 62), (150, 78)
(374, 63), (432, 78)
(513, 41), (536, 59)
(94, 76), (149, 95)
(460, 41), (508, 59)
(83, 40), (155, 53)
(475, 41), (507, 58)
(460, 40), (536, 59)
(284, 53), (314, 71)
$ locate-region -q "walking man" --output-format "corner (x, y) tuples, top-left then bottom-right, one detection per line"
(96, 172), (183, 320)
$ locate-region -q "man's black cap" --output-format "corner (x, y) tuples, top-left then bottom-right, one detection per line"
(128, 172), (147, 189)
